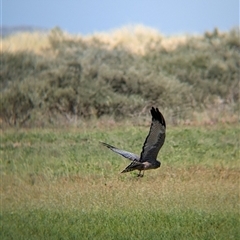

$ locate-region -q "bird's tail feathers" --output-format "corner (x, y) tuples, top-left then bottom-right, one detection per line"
(121, 161), (143, 173)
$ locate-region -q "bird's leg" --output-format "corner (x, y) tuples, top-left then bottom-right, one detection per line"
(137, 171), (144, 177)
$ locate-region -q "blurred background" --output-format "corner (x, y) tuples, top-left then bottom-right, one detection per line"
(1, 1), (239, 127)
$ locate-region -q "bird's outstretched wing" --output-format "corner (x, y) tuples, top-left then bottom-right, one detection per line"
(139, 107), (166, 163)
(100, 142), (140, 161)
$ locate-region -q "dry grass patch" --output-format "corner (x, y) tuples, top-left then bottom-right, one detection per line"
(1, 25), (189, 56)
(2, 166), (239, 214)
(2, 32), (50, 54)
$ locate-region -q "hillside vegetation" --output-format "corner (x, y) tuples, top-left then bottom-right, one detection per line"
(1, 26), (239, 127)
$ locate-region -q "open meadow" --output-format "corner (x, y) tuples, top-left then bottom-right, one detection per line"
(1, 123), (239, 239)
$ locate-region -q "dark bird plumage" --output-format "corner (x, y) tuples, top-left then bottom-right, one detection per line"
(101, 107), (166, 177)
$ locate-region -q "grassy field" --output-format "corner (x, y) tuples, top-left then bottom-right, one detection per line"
(1, 123), (239, 239)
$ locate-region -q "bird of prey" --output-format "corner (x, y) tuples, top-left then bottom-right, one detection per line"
(101, 107), (166, 177)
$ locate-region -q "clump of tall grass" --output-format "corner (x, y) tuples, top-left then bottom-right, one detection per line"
(2, 31), (50, 54)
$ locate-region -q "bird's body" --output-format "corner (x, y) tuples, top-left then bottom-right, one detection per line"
(101, 107), (166, 177)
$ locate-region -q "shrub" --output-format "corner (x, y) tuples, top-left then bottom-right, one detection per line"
(1, 27), (239, 126)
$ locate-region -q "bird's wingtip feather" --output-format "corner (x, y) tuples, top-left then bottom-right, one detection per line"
(151, 107), (166, 127)
(100, 142), (111, 147)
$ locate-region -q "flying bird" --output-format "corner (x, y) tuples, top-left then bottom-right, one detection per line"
(101, 107), (166, 177)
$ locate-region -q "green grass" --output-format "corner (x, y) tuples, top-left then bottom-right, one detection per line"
(1, 124), (239, 239)
(2, 210), (239, 240)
